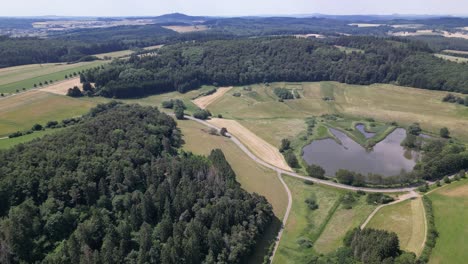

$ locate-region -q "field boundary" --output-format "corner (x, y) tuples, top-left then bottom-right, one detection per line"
(269, 173), (292, 262)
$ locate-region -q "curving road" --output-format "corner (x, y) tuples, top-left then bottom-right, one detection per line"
(184, 115), (416, 193)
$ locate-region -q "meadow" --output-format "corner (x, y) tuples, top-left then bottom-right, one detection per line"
(207, 81), (468, 142)
(366, 197), (426, 256)
(273, 176), (376, 263)
(428, 179), (468, 264)
(0, 91), (96, 137)
(0, 60), (107, 94)
(0, 128), (64, 149)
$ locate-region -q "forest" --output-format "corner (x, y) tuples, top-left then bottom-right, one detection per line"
(0, 102), (273, 263)
(0, 27), (234, 67)
(80, 36), (468, 98)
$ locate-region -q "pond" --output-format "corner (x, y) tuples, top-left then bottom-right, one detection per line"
(302, 128), (417, 177)
(355, 123), (376, 138)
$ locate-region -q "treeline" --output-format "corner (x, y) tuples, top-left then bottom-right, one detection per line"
(0, 102), (273, 263)
(81, 36), (468, 99)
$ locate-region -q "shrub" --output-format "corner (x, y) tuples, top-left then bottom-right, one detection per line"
(305, 197), (319, 210)
(193, 109), (211, 120)
(8, 131), (23, 138)
(283, 150), (299, 168)
(31, 124), (43, 131)
(273, 88), (294, 100)
(443, 176), (451, 184)
(366, 193), (394, 205)
(342, 193), (356, 209)
(279, 138), (291, 152)
(306, 164), (326, 179)
(418, 196), (438, 263)
(459, 169), (466, 178)
(161, 100), (174, 109)
(67, 86), (83, 97)
(232, 92), (241, 97)
(296, 237), (313, 248)
(46, 121), (59, 128)
(440, 127), (450, 138)
(174, 106), (184, 120)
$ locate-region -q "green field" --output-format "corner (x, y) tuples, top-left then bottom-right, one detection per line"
(207, 82), (468, 142)
(0, 128), (64, 149)
(366, 197), (426, 255)
(274, 177), (375, 263)
(0, 91), (96, 137)
(428, 179), (468, 264)
(435, 53), (468, 63)
(0, 61), (107, 94)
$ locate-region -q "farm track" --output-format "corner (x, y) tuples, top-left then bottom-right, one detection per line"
(270, 172), (292, 262)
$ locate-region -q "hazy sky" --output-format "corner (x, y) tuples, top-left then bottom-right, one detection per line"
(2, 0), (468, 17)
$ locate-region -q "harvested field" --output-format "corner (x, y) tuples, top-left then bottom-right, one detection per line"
(192, 87), (233, 109)
(40, 78), (81, 95)
(437, 183), (468, 197)
(207, 118), (292, 171)
(162, 25), (208, 33)
(434, 53), (468, 63)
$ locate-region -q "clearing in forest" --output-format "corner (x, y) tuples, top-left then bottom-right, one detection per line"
(192, 87), (233, 109)
(162, 25), (208, 33)
(207, 118), (292, 172)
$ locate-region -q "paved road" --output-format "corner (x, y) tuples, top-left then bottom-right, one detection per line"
(184, 115), (416, 193)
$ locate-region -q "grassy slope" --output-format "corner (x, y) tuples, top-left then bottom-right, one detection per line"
(366, 197), (426, 255)
(428, 179), (468, 264)
(0, 61), (107, 94)
(0, 91), (96, 137)
(0, 128), (64, 149)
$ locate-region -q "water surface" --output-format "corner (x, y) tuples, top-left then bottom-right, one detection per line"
(302, 128), (417, 177)
(355, 124), (376, 138)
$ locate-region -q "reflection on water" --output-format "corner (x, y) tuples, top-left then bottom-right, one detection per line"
(302, 128), (417, 177)
(355, 124), (376, 138)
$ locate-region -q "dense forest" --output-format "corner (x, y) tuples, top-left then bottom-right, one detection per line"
(0, 102), (273, 263)
(79, 36), (468, 98)
(0, 27), (235, 67)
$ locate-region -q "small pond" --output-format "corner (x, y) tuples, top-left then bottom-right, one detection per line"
(355, 124), (376, 138)
(302, 128), (418, 177)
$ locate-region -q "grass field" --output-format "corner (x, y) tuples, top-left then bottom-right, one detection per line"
(313, 195), (375, 254)
(428, 179), (468, 264)
(0, 128), (64, 149)
(434, 53), (468, 63)
(0, 61), (107, 94)
(0, 91), (96, 137)
(273, 177), (377, 263)
(207, 81), (468, 141)
(366, 197), (426, 255)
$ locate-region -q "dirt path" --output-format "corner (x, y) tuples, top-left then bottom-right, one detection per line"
(270, 172), (293, 262)
(192, 87), (232, 109)
(207, 118), (292, 172)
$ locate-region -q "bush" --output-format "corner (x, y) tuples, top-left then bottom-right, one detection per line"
(232, 92), (241, 97)
(193, 109), (211, 120)
(283, 150), (299, 168)
(296, 237), (313, 248)
(46, 121), (59, 128)
(408, 123), (422, 136)
(440, 127), (450, 138)
(31, 124), (43, 131)
(366, 193), (394, 205)
(8, 131), (23, 138)
(273, 88), (294, 100)
(161, 100), (174, 109)
(459, 169), (466, 178)
(174, 106), (184, 120)
(66, 86), (83, 97)
(419, 196), (438, 263)
(305, 197), (319, 210)
(279, 138), (291, 152)
(306, 164), (326, 179)
(443, 176), (451, 184)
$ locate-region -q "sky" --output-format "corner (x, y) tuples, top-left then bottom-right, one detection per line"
(2, 0), (468, 17)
